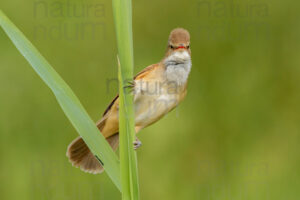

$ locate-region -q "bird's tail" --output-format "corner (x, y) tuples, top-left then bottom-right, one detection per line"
(66, 133), (119, 174)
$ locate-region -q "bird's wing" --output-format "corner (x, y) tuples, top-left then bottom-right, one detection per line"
(96, 64), (158, 134)
(101, 64), (158, 117)
(134, 64), (157, 80)
(102, 95), (119, 117)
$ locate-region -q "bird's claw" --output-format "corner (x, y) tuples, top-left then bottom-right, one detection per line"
(133, 138), (142, 150)
(123, 80), (135, 89)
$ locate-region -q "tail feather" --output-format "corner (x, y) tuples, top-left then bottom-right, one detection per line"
(66, 133), (119, 174)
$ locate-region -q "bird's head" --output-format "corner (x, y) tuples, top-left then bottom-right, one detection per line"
(163, 28), (191, 68)
(165, 28), (191, 57)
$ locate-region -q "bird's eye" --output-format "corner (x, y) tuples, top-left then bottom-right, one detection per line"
(187, 45), (190, 49)
(170, 45), (174, 49)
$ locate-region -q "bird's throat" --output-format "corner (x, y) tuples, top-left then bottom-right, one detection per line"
(163, 51), (192, 85)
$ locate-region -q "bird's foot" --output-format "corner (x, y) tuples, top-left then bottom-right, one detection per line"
(133, 137), (142, 150)
(123, 80), (135, 89)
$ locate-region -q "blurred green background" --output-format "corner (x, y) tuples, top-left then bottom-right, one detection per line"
(0, 0), (299, 199)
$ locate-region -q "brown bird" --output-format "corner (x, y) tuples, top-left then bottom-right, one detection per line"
(67, 28), (192, 174)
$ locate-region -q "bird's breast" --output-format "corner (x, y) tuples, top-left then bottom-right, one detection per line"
(133, 79), (185, 127)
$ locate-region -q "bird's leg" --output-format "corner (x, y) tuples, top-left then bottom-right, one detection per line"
(133, 137), (142, 150)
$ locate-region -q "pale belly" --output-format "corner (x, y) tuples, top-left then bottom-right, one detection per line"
(134, 92), (180, 127)
(132, 64), (189, 129)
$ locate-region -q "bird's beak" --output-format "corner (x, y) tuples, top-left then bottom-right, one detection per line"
(175, 46), (186, 50)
